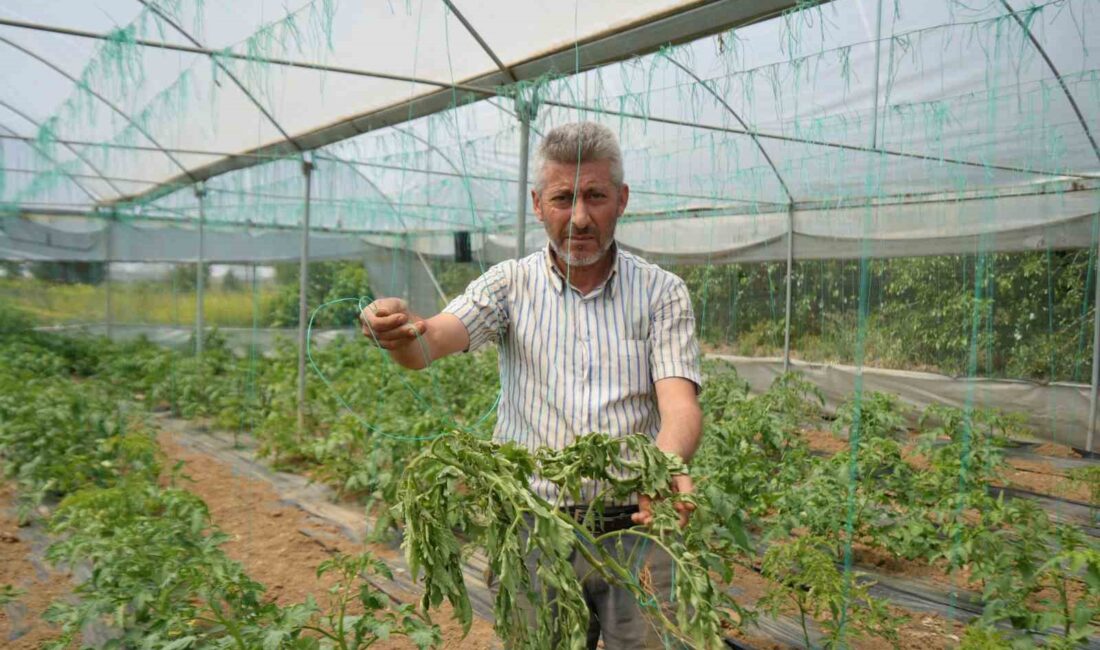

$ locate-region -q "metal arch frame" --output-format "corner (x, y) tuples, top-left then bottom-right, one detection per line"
(0, 35), (195, 182)
(8, 204), (488, 238)
(540, 100), (1094, 181)
(0, 166), (156, 187)
(137, 0), (301, 153)
(138, 0), (447, 428)
(440, 0), (530, 256)
(661, 53), (795, 206)
(0, 123), (99, 202)
(998, 0), (1100, 165)
(0, 131), (786, 209)
(111, 0), (807, 205)
(10, 3), (1080, 201)
(138, 0), (454, 249)
(441, 0), (515, 82)
(0, 100), (124, 197)
(663, 45), (794, 375)
(5, 8), (1084, 185)
(998, 0), (1100, 456)
(318, 156), (448, 301)
(388, 125), (492, 232)
(1, 0), (833, 215)
(199, 186), (491, 231)
(0, 16), (494, 96)
(386, 0), (545, 255)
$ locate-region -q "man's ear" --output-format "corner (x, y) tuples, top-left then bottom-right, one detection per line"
(531, 189), (545, 223)
(618, 183), (630, 217)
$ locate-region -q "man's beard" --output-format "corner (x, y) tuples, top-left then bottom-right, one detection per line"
(549, 234), (614, 267)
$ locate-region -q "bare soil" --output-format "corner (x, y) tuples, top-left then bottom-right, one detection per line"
(0, 484), (69, 649)
(1034, 442), (1084, 459)
(1001, 457), (1092, 503)
(156, 431), (500, 650)
(800, 429), (851, 456)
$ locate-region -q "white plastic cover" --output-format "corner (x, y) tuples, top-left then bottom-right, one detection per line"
(0, 0), (1096, 251)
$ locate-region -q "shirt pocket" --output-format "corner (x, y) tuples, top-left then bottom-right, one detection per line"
(600, 339), (651, 400)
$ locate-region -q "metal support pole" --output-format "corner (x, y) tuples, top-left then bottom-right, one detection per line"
(104, 211), (113, 340)
(195, 183), (206, 359)
(782, 205), (795, 372)
(515, 108), (532, 259)
(870, 0), (884, 150)
(297, 153), (315, 436)
(1087, 236), (1100, 455)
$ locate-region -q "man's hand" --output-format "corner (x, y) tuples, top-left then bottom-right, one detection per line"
(632, 474), (695, 528)
(359, 298), (426, 350)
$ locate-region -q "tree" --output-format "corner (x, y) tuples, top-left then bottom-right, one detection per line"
(266, 261), (371, 327)
(0, 261), (22, 278)
(222, 269), (243, 292)
(28, 261), (106, 284)
(166, 263), (212, 292)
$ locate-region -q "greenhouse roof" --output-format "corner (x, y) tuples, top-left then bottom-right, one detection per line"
(1, 0), (1099, 248)
(0, 1), (796, 207)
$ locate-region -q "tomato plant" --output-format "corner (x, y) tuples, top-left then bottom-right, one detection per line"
(832, 391), (909, 440)
(759, 535), (905, 649)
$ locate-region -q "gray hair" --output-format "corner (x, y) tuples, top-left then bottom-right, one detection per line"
(534, 122), (624, 190)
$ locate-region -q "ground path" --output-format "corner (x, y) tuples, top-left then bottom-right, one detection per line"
(0, 484), (70, 649)
(156, 417), (501, 650)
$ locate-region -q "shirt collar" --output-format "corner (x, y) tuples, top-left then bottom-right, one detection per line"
(543, 242), (620, 298)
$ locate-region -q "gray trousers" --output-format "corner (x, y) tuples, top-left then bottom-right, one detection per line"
(501, 511), (684, 650)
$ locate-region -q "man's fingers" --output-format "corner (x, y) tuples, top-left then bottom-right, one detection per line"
(673, 500), (697, 512)
(364, 321), (427, 348)
(368, 298), (408, 318)
(368, 312), (407, 330)
(360, 313), (416, 338)
(632, 494), (653, 525)
(372, 322), (425, 340)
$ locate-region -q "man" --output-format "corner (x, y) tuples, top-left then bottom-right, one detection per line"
(360, 122), (702, 649)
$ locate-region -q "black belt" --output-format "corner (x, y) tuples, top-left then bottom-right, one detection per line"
(563, 504), (639, 535)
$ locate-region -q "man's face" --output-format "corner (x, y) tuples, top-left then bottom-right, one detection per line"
(532, 159), (629, 267)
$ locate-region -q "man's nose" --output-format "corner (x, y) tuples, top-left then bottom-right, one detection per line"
(571, 199), (592, 229)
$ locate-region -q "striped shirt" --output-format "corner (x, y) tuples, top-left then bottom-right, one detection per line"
(443, 243), (701, 505)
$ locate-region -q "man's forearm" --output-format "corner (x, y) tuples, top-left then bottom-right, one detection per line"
(386, 310), (429, 370)
(654, 400), (703, 464)
(374, 312), (471, 370)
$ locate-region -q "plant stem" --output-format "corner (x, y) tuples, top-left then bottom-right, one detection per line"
(798, 599), (811, 650)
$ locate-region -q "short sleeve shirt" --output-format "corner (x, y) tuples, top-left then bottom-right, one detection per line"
(443, 244), (701, 505)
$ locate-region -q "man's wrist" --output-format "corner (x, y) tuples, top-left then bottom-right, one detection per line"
(655, 442), (690, 471)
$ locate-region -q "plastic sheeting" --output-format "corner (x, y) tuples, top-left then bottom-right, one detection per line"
(0, 214), (372, 263)
(715, 354), (1094, 451)
(6, 178), (1098, 264)
(1, 0), (1097, 234)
